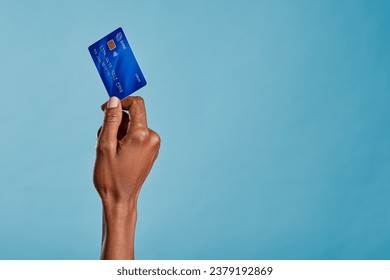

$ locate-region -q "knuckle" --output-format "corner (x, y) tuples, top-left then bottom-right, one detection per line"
(133, 96), (145, 105)
(149, 130), (161, 147)
(97, 140), (115, 153)
(130, 127), (150, 143)
(104, 111), (120, 123)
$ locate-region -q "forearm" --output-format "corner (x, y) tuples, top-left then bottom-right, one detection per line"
(100, 202), (137, 260)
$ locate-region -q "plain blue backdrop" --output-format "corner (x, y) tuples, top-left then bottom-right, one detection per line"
(0, 0), (389, 259)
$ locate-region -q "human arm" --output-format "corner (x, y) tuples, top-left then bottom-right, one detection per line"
(93, 96), (160, 259)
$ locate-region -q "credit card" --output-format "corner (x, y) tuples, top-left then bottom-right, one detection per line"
(88, 27), (147, 99)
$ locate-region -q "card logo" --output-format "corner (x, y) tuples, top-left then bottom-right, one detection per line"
(116, 32), (123, 42)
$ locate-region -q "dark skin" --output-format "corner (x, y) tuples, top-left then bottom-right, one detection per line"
(93, 96), (160, 260)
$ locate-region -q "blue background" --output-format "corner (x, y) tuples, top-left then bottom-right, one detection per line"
(0, 0), (389, 259)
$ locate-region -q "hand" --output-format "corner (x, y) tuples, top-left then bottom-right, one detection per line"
(94, 96), (160, 205)
(93, 96), (160, 259)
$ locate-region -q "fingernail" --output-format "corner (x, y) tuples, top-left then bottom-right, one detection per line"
(107, 97), (119, 108)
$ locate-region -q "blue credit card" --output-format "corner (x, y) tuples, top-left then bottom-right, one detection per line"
(88, 27), (147, 99)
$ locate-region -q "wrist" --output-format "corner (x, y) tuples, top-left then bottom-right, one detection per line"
(102, 200), (137, 221)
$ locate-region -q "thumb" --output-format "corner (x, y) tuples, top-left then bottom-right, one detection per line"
(97, 96), (122, 152)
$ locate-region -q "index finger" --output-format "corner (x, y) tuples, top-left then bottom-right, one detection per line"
(121, 96), (148, 128)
